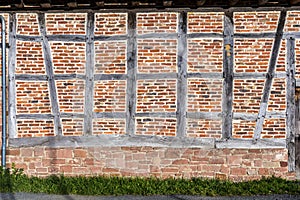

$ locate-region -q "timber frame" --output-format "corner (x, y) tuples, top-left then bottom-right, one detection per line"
(1, 1), (300, 11)
(3, 5), (300, 173)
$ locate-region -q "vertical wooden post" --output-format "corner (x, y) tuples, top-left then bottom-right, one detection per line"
(286, 37), (296, 172)
(38, 13), (62, 136)
(8, 13), (17, 138)
(126, 12), (137, 135)
(176, 11), (188, 137)
(83, 12), (95, 135)
(222, 11), (234, 139)
(253, 10), (286, 141)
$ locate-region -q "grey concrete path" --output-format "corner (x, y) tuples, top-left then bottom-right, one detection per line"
(0, 193), (300, 200)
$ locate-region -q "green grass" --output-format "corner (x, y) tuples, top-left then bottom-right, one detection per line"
(0, 166), (300, 196)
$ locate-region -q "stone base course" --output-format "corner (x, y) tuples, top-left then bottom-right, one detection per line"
(5, 147), (295, 181)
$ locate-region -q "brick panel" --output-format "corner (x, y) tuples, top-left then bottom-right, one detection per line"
(187, 39), (223, 73)
(17, 13), (40, 36)
(17, 119), (55, 138)
(137, 39), (177, 73)
(136, 118), (176, 136)
(137, 12), (178, 34)
(56, 80), (85, 113)
(94, 80), (126, 112)
(62, 118), (83, 136)
(187, 119), (222, 138)
(233, 120), (256, 138)
(50, 42), (86, 75)
(295, 39), (300, 79)
(262, 118), (286, 139)
(187, 79), (222, 112)
(16, 81), (51, 114)
(136, 79), (176, 113)
(187, 12), (223, 33)
(93, 119), (126, 135)
(234, 39), (273, 73)
(233, 79), (265, 114)
(95, 41), (127, 74)
(268, 78), (286, 112)
(234, 12), (280, 33)
(95, 13), (127, 36)
(46, 13), (86, 35)
(16, 41), (46, 74)
(285, 11), (300, 32)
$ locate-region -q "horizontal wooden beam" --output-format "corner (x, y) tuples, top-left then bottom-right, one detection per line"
(233, 112), (286, 121)
(234, 72), (286, 79)
(94, 112), (126, 118)
(137, 73), (177, 80)
(188, 33), (223, 39)
(8, 135), (285, 149)
(136, 112), (176, 118)
(15, 111), (286, 121)
(94, 74), (127, 81)
(216, 138), (286, 149)
(187, 112), (221, 120)
(187, 73), (222, 79)
(9, 135), (215, 148)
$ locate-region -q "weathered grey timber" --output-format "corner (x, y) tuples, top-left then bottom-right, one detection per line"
(15, 74), (86, 81)
(137, 33), (178, 39)
(94, 35), (127, 41)
(136, 112), (176, 118)
(233, 112), (286, 121)
(284, 32), (300, 39)
(8, 135), (215, 149)
(187, 112), (222, 120)
(234, 32), (276, 38)
(126, 12), (137, 136)
(94, 74), (127, 81)
(216, 138), (286, 149)
(222, 12), (234, 139)
(15, 74), (47, 81)
(16, 114), (54, 119)
(83, 12), (95, 135)
(94, 112), (126, 119)
(234, 72), (286, 79)
(47, 35), (86, 42)
(176, 11), (188, 138)
(38, 13), (62, 136)
(137, 73), (177, 80)
(15, 34), (86, 42)
(253, 10), (287, 141)
(187, 73), (223, 79)
(8, 135), (286, 149)
(15, 35), (42, 42)
(8, 13), (17, 138)
(187, 33), (223, 39)
(286, 37), (296, 171)
(60, 113), (85, 118)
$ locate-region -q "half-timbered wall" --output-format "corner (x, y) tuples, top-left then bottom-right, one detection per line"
(1, 9), (300, 180)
